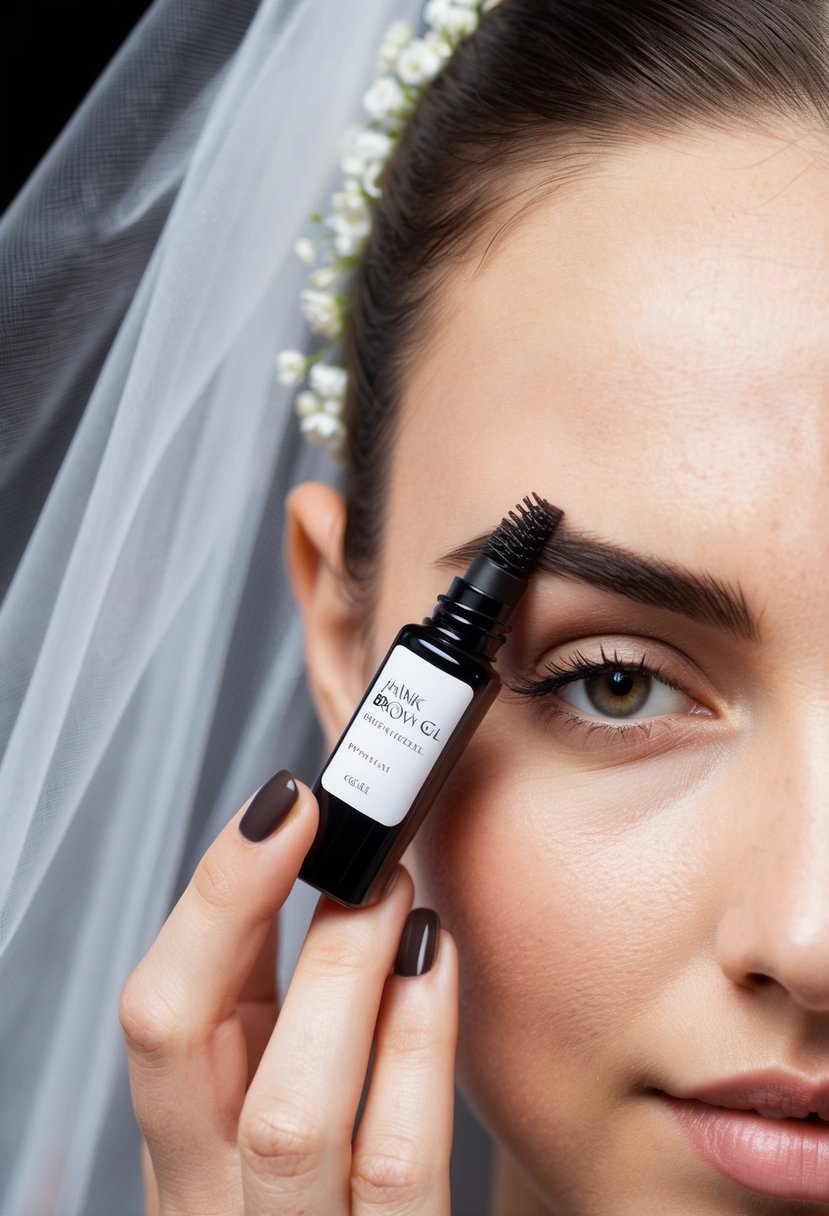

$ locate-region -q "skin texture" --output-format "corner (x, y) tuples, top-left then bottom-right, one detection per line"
(293, 120), (829, 1213)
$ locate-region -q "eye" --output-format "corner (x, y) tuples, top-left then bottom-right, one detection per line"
(557, 666), (694, 720)
(508, 643), (713, 739)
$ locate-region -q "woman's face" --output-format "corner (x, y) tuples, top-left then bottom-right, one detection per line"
(335, 121), (829, 1213)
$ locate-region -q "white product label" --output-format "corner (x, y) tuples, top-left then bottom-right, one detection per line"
(321, 645), (474, 827)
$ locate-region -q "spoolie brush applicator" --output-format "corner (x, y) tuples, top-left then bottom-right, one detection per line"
(299, 493), (563, 907)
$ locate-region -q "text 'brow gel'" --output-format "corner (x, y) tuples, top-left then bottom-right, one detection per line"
(299, 493), (563, 907)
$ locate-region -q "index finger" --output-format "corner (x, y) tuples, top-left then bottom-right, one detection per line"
(121, 770), (318, 1043)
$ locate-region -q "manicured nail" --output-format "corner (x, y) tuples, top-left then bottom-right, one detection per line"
(394, 907), (440, 977)
(239, 770), (298, 842)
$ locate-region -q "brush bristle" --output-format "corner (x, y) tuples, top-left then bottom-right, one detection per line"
(484, 493), (562, 578)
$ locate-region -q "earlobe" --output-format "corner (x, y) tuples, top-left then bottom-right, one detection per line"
(284, 482), (368, 744)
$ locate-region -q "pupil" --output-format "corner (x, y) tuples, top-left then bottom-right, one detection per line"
(608, 671), (633, 698)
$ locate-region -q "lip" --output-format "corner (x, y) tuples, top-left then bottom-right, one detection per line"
(667, 1069), (829, 1121)
(659, 1072), (829, 1202)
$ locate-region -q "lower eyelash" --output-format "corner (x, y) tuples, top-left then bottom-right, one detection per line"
(530, 702), (662, 742)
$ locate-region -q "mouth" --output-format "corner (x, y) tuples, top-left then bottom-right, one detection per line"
(655, 1081), (829, 1203)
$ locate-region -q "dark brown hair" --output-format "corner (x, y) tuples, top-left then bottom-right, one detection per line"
(343, 0), (829, 591)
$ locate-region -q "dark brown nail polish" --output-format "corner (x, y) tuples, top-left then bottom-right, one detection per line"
(394, 907), (440, 977)
(239, 770), (298, 842)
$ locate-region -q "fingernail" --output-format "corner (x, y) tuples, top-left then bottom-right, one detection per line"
(239, 770), (298, 842)
(393, 907), (440, 977)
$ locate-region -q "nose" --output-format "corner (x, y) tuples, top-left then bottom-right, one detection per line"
(714, 740), (829, 1013)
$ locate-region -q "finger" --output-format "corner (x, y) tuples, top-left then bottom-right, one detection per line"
(119, 771), (318, 1209)
(238, 915), (280, 1085)
(120, 768), (312, 1056)
(352, 912), (458, 1216)
(141, 1138), (160, 1216)
(127, 773), (316, 1033)
(239, 912), (280, 1007)
(237, 865), (415, 1216)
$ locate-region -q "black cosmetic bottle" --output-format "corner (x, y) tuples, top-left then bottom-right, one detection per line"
(299, 494), (562, 907)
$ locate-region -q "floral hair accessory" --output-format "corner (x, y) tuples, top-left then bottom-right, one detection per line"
(277, 0), (501, 456)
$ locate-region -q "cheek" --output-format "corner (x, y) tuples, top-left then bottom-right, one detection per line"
(409, 724), (710, 1130)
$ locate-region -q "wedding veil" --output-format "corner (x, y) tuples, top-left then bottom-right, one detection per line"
(0, 0), (431, 1210)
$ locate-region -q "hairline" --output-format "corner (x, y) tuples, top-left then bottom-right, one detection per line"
(344, 107), (827, 638)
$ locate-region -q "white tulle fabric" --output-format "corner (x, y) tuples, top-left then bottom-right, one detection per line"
(0, 0), (423, 1211)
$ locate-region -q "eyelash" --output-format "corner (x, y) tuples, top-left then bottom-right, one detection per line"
(509, 645), (688, 740)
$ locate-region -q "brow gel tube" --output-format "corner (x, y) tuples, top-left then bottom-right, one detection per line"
(298, 494), (562, 907)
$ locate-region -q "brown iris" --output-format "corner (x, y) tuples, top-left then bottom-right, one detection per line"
(583, 669), (651, 717)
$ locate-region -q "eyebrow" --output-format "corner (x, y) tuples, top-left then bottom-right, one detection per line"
(438, 525), (758, 642)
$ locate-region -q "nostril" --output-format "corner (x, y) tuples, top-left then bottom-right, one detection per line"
(746, 972), (774, 987)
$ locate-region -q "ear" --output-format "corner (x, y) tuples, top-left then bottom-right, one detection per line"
(285, 482), (369, 745)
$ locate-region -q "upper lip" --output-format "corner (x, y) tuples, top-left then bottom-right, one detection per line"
(662, 1070), (829, 1121)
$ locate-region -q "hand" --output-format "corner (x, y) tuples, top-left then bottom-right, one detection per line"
(119, 770), (458, 1215)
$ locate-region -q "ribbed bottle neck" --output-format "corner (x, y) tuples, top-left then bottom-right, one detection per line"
(426, 568), (524, 659)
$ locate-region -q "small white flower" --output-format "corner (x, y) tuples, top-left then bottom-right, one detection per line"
(277, 349), (306, 387)
(322, 397), (344, 416)
(377, 20), (414, 73)
(445, 5), (480, 36)
(339, 127), (393, 176)
(363, 75), (408, 120)
(423, 0), (452, 29)
(423, 30), (454, 61)
(309, 265), (340, 290)
(357, 129), (394, 164)
(309, 363), (347, 400)
(362, 161), (384, 199)
(300, 411), (346, 448)
(293, 237), (315, 265)
(331, 177), (367, 215)
(424, 0), (479, 36)
(396, 37), (445, 86)
(301, 289), (341, 339)
(329, 205), (371, 242)
(327, 186), (372, 256)
(295, 389), (322, 418)
(333, 228), (368, 258)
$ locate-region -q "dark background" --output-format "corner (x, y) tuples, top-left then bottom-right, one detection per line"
(2, 0), (155, 211)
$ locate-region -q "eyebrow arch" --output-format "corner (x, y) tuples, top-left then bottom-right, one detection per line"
(437, 525), (758, 642)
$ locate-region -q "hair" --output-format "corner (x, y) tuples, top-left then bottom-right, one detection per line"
(342, 0), (829, 594)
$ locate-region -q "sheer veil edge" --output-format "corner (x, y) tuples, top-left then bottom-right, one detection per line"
(0, 0), (422, 1209)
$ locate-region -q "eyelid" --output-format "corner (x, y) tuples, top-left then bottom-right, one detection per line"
(513, 635), (715, 693)
(524, 646), (683, 695)
(503, 637), (714, 749)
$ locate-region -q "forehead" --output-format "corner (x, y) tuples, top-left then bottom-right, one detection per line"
(387, 124), (829, 582)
